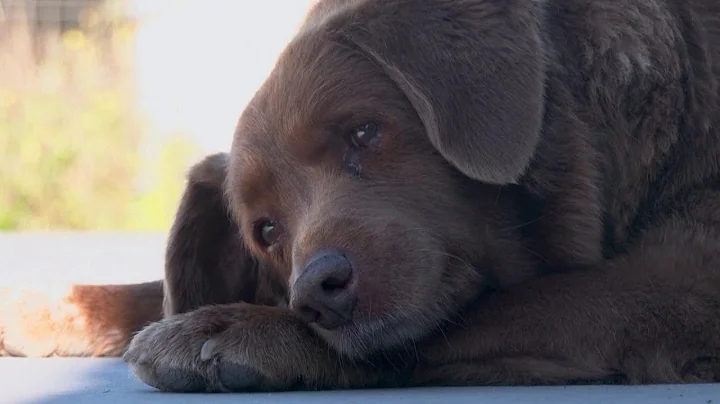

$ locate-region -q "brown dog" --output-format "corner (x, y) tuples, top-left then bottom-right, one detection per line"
(3, 0), (720, 393)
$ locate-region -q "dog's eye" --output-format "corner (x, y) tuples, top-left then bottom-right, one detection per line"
(348, 122), (379, 149)
(254, 220), (279, 248)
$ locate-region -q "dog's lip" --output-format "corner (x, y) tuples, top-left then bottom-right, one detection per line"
(309, 301), (356, 330)
(310, 308), (416, 355)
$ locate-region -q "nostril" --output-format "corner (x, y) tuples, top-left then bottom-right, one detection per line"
(305, 251), (353, 293)
(321, 275), (350, 293)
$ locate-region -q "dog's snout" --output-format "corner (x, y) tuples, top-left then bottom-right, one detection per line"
(290, 251), (356, 329)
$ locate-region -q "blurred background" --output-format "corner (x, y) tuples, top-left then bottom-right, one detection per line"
(0, 0), (316, 284)
(0, 0), (314, 231)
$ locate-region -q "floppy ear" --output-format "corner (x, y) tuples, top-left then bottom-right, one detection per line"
(339, 0), (546, 184)
(163, 153), (286, 317)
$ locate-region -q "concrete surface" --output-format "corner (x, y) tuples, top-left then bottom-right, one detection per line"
(2, 358), (720, 404)
(2, 232), (720, 403)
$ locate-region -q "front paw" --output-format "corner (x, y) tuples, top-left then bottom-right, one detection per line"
(123, 303), (319, 392)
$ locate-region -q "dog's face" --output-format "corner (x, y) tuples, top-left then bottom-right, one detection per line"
(227, 0), (545, 357)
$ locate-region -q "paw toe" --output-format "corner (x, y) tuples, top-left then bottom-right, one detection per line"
(127, 353), (207, 392)
(217, 362), (267, 391)
(154, 365), (207, 392)
(129, 361), (207, 392)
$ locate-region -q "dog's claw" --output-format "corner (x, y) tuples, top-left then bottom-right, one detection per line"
(217, 362), (266, 391)
(200, 339), (217, 361)
(137, 353), (149, 364)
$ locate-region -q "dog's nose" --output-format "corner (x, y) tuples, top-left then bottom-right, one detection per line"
(290, 251), (356, 329)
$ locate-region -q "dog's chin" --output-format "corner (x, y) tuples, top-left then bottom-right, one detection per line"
(310, 306), (443, 359)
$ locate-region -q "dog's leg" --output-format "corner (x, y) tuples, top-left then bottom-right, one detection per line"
(123, 302), (404, 392)
(413, 192), (720, 386)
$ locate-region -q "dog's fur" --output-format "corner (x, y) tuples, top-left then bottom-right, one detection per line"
(3, 0), (720, 392)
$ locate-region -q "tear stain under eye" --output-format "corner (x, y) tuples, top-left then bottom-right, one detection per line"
(344, 149), (362, 178)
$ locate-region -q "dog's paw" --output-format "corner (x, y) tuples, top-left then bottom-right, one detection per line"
(123, 303), (316, 392)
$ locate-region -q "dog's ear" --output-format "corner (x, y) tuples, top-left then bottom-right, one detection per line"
(163, 153), (286, 317)
(338, 0), (546, 184)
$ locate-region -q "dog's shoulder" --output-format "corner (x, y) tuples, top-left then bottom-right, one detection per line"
(529, 0), (720, 252)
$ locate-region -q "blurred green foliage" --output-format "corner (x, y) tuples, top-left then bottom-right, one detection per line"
(0, 3), (199, 230)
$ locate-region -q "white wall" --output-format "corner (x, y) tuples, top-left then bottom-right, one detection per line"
(127, 0), (314, 153)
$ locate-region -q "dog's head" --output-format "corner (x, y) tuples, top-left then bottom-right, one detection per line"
(222, 0), (545, 357)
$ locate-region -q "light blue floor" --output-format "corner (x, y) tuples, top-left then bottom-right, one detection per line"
(1, 358), (719, 404)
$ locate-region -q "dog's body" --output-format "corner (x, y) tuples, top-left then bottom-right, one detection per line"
(3, 0), (720, 392)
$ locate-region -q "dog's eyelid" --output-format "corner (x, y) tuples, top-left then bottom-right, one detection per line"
(324, 110), (384, 130)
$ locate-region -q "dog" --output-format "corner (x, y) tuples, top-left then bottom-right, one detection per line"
(3, 0), (720, 393)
